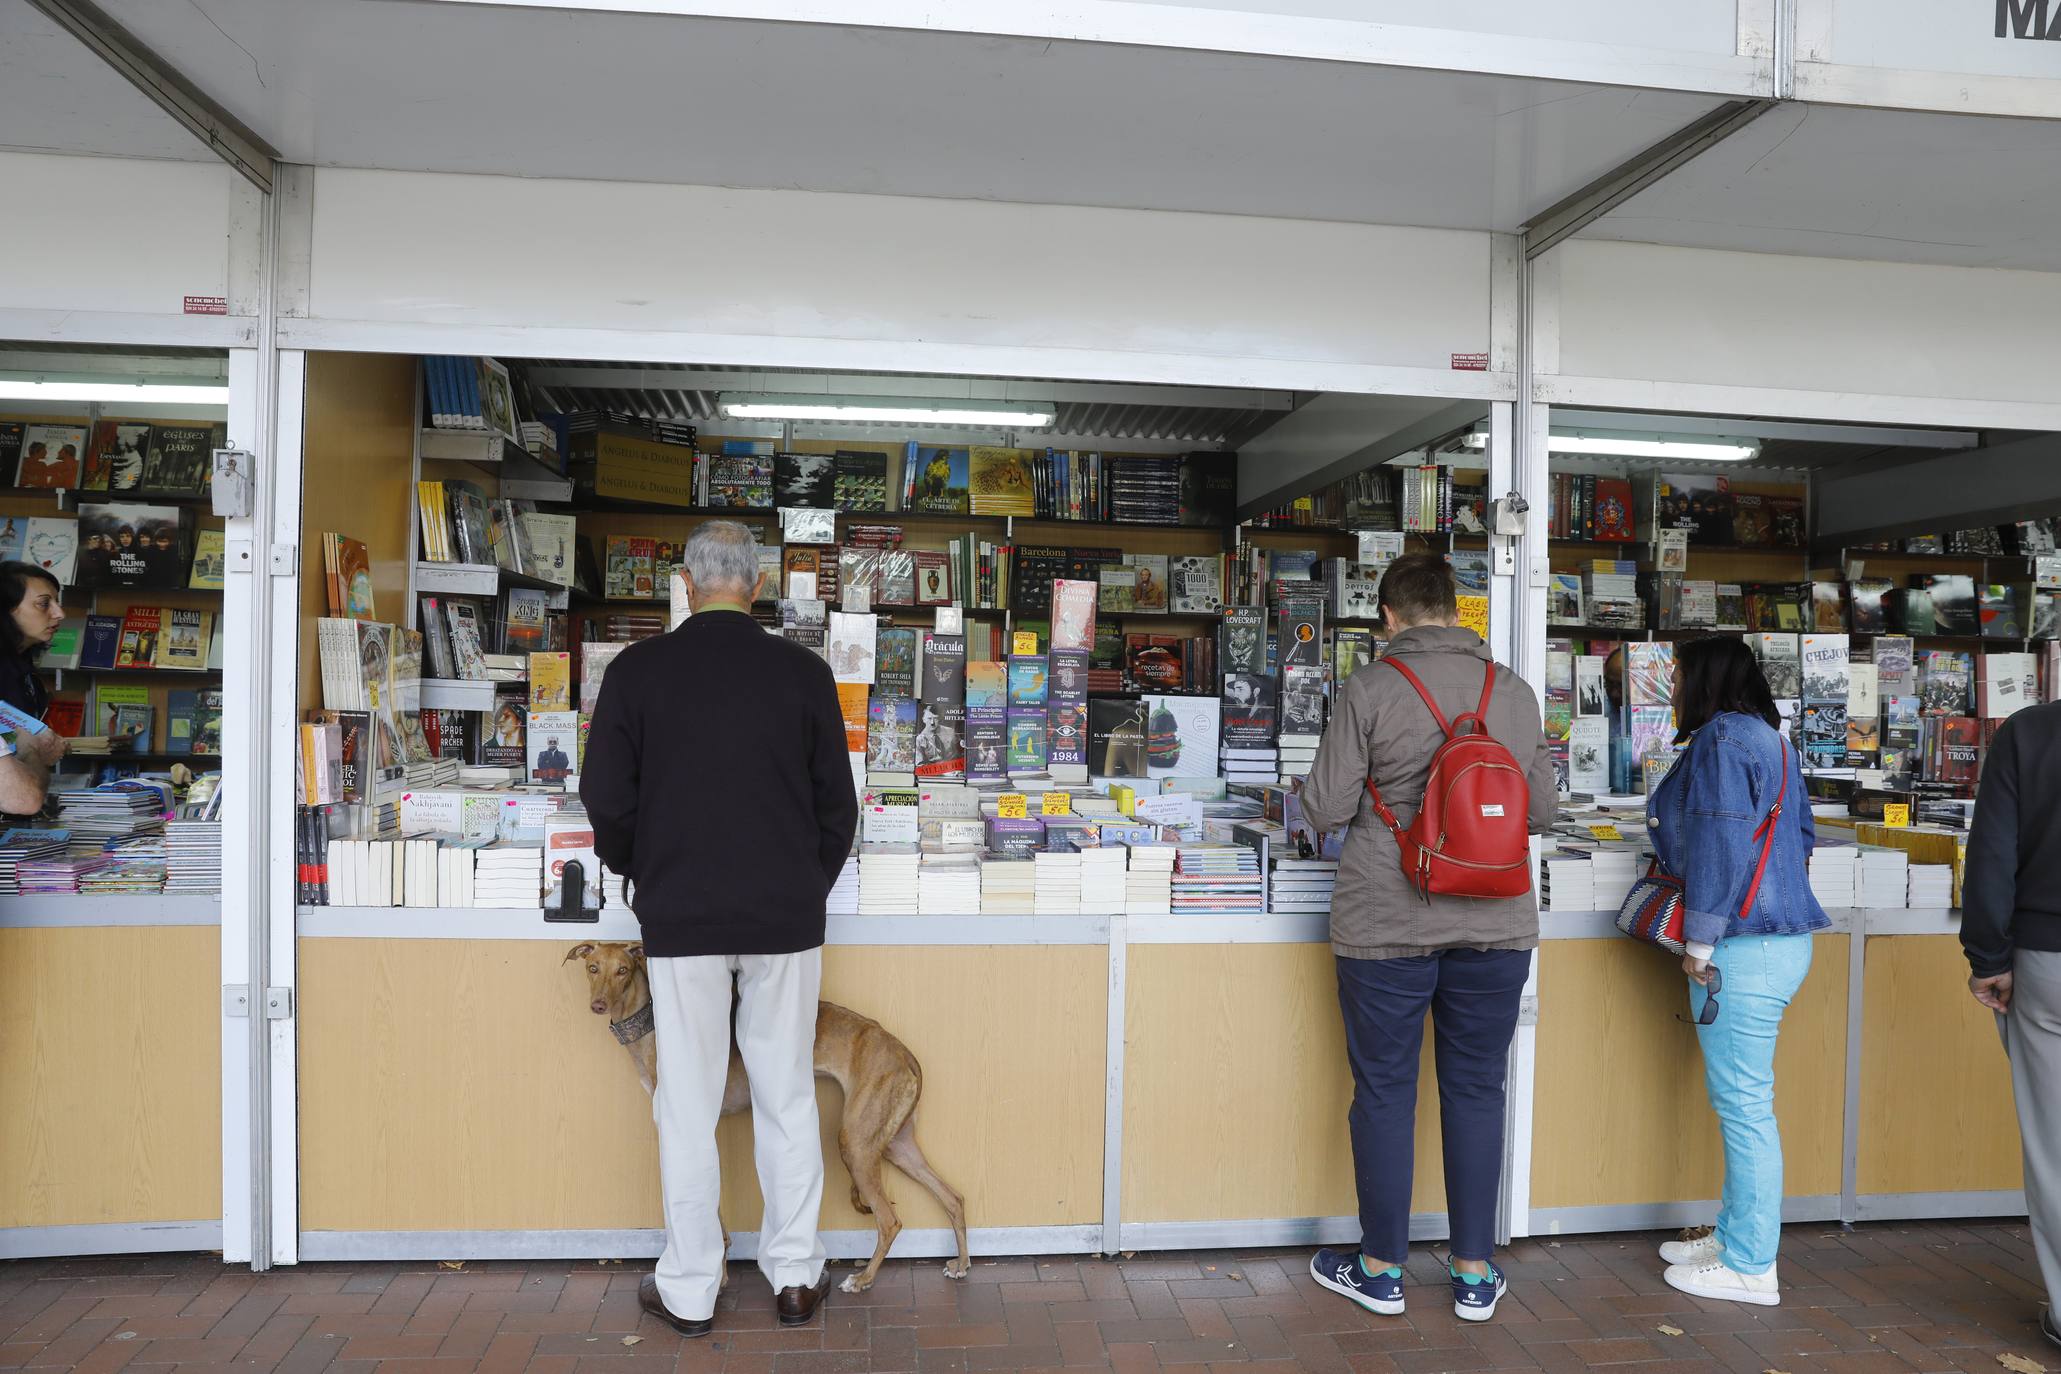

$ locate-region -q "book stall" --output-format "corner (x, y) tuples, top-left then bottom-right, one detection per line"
(0, 346), (232, 1258)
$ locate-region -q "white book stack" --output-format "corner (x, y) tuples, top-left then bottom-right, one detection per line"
(1276, 743), (1319, 780)
(1123, 842), (1177, 916)
(1270, 858), (1337, 914)
(1589, 849), (1642, 911)
(601, 863), (629, 911)
(918, 852), (982, 915)
(473, 846), (543, 907)
(1223, 746), (1279, 787)
(1033, 851), (1083, 916)
(858, 844), (921, 915)
(1857, 847), (1910, 908)
(1540, 854), (1597, 913)
(438, 845), (476, 907)
(164, 819), (223, 895)
(0, 831), (73, 896)
(1078, 846), (1128, 915)
(1907, 864), (1954, 909)
(827, 855), (861, 915)
(980, 857), (1036, 914)
(1808, 848), (1858, 908)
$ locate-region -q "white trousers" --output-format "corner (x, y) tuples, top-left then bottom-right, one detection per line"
(647, 948), (826, 1319)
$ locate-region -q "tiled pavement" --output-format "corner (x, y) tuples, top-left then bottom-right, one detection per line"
(1, 1221), (2054, 1373)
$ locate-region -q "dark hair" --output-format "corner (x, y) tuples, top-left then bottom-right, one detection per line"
(0, 561), (62, 658)
(1673, 635), (1780, 741)
(1378, 552), (1459, 626)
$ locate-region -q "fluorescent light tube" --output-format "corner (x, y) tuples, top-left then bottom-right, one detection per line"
(718, 392), (1055, 428)
(1459, 430), (1758, 462)
(0, 380), (231, 405)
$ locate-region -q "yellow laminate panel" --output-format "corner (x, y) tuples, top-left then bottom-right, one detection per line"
(0, 927), (222, 1227)
(1121, 943), (1445, 1223)
(298, 940), (1104, 1232)
(1530, 935), (1848, 1210)
(1858, 934), (2022, 1196)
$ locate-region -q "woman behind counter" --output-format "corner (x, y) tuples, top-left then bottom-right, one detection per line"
(1646, 636), (1828, 1307)
(0, 559), (69, 814)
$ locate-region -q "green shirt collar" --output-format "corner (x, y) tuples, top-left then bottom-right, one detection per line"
(694, 600), (753, 617)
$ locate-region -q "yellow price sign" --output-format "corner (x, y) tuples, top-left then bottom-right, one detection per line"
(1293, 496), (1313, 511)
(997, 793), (1029, 819)
(1041, 792), (1072, 815)
(1011, 630), (1039, 656)
(1587, 823), (1624, 842)
(1883, 803), (1910, 828)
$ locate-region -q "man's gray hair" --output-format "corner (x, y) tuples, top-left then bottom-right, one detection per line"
(682, 520), (762, 595)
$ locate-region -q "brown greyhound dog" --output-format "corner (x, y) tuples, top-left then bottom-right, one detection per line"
(565, 941), (971, 1293)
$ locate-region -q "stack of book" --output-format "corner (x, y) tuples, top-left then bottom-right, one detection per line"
(1123, 843), (1176, 916)
(1857, 847), (1910, 908)
(1078, 846), (1127, 915)
(1588, 848), (1641, 912)
(827, 856), (861, 915)
(917, 852), (981, 915)
(1222, 746), (1279, 787)
(1583, 561), (1645, 630)
(1172, 844), (1265, 914)
(1540, 853), (1598, 913)
(0, 830), (72, 896)
(1908, 864), (1954, 908)
(54, 781), (168, 852)
(980, 856), (1035, 914)
(1106, 455), (1181, 525)
(858, 845), (921, 915)
(473, 847), (543, 908)
(21, 854), (108, 893)
(1033, 850), (1083, 915)
(1807, 848), (1858, 908)
(80, 835), (167, 894)
(1269, 858), (1337, 915)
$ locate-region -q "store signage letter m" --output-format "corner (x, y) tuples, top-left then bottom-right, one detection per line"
(1995, 0), (2061, 39)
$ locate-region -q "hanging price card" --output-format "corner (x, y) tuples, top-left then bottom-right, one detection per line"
(1011, 630), (1040, 656)
(1883, 803), (1910, 828)
(1040, 791), (1072, 815)
(997, 794), (1029, 819)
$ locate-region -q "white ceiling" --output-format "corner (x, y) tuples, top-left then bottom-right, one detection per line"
(0, 2), (212, 162)
(1581, 102), (2061, 274)
(47, 0), (1720, 232)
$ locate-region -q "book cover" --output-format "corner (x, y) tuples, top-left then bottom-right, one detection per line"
(869, 623), (913, 693)
(833, 450), (889, 512)
(964, 660), (1008, 782)
(773, 452), (836, 509)
(357, 621), (405, 773)
(967, 447), (1036, 516)
(141, 424), (217, 498)
(1569, 716), (1610, 793)
(778, 597), (828, 654)
(1333, 627), (1376, 685)
(1655, 473), (1733, 544)
(1919, 650), (1972, 715)
(1801, 634), (1852, 706)
(1126, 554), (1170, 613)
(1575, 655), (1608, 716)
(1275, 604), (1324, 670)
(867, 697), (919, 773)
(520, 512), (578, 587)
(1751, 633), (1802, 699)
(1221, 673), (1279, 747)
(907, 445), (970, 514)
(1143, 695), (1220, 778)
(1169, 555), (1223, 613)
(706, 452), (774, 509)
(97, 684), (153, 751)
(80, 614), (122, 669)
(483, 685), (527, 769)
(1005, 708), (1049, 771)
(1811, 581), (1847, 632)
(327, 534), (376, 619)
(1006, 654), (1048, 707)
(1097, 565), (1138, 613)
(1927, 574), (1978, 636)
(16, 425), (86, 489)
(41, 621), (83, 671)
(1088, 698), (1148, 779)
(153, 608), (209, 670)
(913, 550), (952, 606)
(1547, 572), (1585, 625)
(1219, 607), (1266, 676)
(1125, 635), (1185, 692)
(502, 587), (551, 653)
(913, 701), (965, 780)
(528, 651), (572, 710)
(75, 503), (190, 589)
(920, 632), (966, 706)
(1626, 642), (1675, 708)
(1051, 579), (1098, 651)
(85, 421), (150, 492)
(1591, 477), (1637, 541)
(168, 689), (201, 756)
(191, 689), (224, 755)
(1281, 665), (1327, 741)
(114, 606), (162, 667)
(187, 529), (227, 589)
(526, 710), (578, 783)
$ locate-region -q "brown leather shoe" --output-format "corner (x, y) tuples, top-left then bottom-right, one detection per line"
(638, 1274), (713, 1338)
(776, 1271), (833, 1326)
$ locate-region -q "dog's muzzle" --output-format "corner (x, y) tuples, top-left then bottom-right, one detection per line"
(611, 1003), (655, 1045)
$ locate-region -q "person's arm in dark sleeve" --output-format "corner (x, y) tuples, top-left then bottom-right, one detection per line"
(578, 668), (640, 877)
(1961, 717), (2019, 980)
(809, 664), (858, 887)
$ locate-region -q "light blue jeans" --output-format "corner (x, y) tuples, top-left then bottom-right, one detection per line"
(1687, 933), (1814, 1275)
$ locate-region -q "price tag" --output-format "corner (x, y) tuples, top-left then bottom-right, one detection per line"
(1883, 803), (1910, 828)
(1040, 791), (1072, 816)
(997, 793), (1029, 819)
(1293, 496), (1313, 511)
(2038, 554), (2061, 590)
(786, 571), (817, 600)
(1587, 823), (1624, 842)
(1011, 630), (1039, 656)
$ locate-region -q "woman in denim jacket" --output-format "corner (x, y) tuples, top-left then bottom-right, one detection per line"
(1646, 636), (1830, 1307)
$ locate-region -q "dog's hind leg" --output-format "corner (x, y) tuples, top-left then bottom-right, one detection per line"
(839, 1146), (901, 1295)
(886, 1116), (969, 1280)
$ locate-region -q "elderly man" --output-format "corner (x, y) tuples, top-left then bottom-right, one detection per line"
(581, 520), (859, 1337)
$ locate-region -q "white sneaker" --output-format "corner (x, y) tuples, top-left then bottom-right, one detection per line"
(1663, 1258), (1780, 1307)
(1658, 1231), (1721, 1266)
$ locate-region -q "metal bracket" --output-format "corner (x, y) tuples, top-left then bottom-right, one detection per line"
(268, 545), (298, 576)
(264, 987), (294, 1020)
(224, 984), (251, 1017)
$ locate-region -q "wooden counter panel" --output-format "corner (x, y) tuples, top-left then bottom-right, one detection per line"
(1121, 943), (1445, 1223)
(1858, 935), (2022, 1196)
(1531, 936), (1847, 1210)
(298, 941), (1104, 1232)
(0, 927), (222, 1227)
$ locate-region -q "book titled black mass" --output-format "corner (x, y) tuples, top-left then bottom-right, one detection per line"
(920, 632), (966, 706)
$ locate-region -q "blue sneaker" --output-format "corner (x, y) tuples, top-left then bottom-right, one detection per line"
(1309, 1248), (1405, 1316)
(1450, 1259), (1508, 1322)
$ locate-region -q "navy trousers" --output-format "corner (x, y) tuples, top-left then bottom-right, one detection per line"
(1336, 948), (1532, 1262)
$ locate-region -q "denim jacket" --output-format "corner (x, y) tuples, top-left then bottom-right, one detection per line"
(1647, 711), (1830, 951)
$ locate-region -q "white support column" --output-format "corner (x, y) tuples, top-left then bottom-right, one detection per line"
(218, 346), (260, 1268)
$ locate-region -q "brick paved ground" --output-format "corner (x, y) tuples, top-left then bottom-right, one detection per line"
(1, 1221), (2054, 1373)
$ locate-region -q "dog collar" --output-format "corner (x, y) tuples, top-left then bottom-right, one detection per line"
(611, 1003), (655, 1045)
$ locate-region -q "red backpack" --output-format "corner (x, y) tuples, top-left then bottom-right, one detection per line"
(1363, 658), (1534, 900)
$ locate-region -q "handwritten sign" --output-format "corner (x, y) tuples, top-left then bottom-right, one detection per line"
(997, 793), (1029, 819)
(1011, 630), (1039, 656)
(1456, 594), (1488, 640)
(1883, 803), (1910, 828)
(1040, 791), (1072, 816)
(1587, 823), (1624, 842)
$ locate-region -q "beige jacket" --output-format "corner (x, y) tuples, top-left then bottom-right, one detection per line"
(1298, 625), (1558, 960)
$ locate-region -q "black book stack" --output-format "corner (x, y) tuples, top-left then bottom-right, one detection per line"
(1107, 455), (1182, 526)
